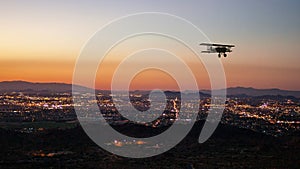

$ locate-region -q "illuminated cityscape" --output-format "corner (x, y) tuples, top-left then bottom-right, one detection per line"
(0, 91), (299, 137)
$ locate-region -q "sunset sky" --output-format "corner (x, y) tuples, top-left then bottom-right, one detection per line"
(1, 0), (300, 90)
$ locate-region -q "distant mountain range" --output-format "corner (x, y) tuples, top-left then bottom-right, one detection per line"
(0, 81), (92, 94)
(0, 81), (300, 98)
(200, 87), (300, 98)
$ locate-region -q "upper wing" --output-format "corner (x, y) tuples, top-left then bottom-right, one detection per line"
(211, 43), (235, 48)
(200, 43), (235, 48)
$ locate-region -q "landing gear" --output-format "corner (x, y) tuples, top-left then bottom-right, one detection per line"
(218, 53), (221, 58)
(224, 53), (227, 57)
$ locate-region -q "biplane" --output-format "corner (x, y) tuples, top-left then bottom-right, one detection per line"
(200, 43), (235, 58)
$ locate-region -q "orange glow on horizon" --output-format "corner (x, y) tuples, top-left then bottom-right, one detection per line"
(0, 59), (75, 83)
(129, 69), (180, 91)
(1, 56), (300, 90)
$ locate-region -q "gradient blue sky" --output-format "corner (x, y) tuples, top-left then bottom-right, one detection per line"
(1, 0), (300, 90)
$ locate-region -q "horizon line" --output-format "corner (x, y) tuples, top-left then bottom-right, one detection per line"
(1, 80), (300, 92)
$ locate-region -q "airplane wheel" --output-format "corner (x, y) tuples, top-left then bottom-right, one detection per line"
(224, 53), (227, 57)
(218, 53), (221, 58)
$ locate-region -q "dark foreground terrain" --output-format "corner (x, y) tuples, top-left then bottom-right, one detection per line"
(0, 121), (299, 169)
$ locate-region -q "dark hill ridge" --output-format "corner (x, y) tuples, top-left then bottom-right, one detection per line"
(0, 121), (299, 168)
(0, 81), (300, 98)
